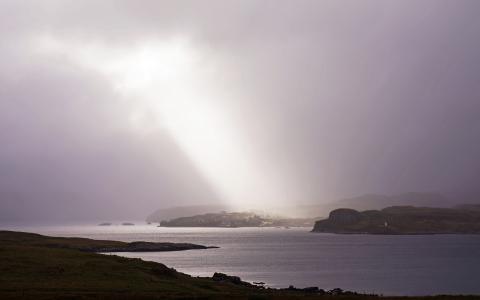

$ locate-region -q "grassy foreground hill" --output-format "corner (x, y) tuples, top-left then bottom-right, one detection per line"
(0, 230), (478, 299)
(313, 206), (480, 234)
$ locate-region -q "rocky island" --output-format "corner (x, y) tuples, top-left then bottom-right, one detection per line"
(312, 205), (480, 234)
(159, 211), (315, 227)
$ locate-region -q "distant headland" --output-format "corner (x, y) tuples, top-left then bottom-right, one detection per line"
(312, 205), (480, 234)
(158, 211), (315, 228)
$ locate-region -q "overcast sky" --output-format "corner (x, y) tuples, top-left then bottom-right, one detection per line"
(1, 0), (480, 222)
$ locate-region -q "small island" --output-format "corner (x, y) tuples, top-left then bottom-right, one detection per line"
(98, 222), (112, 226)
(159, 211), (315, 228)
(312, 205), (480, 234)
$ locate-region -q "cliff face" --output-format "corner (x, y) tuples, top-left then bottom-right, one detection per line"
(312, 206), (480, 234)
(327, 209), (362, 225)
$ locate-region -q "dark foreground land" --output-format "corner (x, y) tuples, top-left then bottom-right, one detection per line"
(1, 231), (478, 300)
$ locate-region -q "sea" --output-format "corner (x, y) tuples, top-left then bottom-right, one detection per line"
(4, 224), (480, 296)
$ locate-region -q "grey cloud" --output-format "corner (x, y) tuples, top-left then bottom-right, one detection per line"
(1, 0), (480, 222)
(0, 45), (219, 222)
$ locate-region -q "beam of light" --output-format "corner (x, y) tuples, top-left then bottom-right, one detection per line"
(34, 35), (289, 210)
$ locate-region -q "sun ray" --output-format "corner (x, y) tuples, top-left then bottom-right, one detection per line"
(34, 35), (286, 210)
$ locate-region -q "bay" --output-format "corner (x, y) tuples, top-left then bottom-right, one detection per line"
(6, 224), (480, 296)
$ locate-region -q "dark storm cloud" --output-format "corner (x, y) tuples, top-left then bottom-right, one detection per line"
(1, 0), (480, 222)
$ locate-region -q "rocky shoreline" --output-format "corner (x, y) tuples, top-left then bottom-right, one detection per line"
(210, 272), (369, 296)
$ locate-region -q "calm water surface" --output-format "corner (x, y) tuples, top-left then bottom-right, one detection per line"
(6, 224), (480, 296)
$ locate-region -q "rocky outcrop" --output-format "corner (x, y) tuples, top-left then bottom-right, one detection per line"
(327, 208), (362, 225)
(212, 272), (255, 287)
(282, 286), (363, 296)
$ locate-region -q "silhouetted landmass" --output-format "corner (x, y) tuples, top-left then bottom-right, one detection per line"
(275, 192), (453, 218)
(312, 205), (480, 234)
(331, 193), (452, 211)
(159, 211), (315, 227)
(146, 204), (232, 223)
(146, 193), (452, 222)
(0, 230), (214, 253)
(0, 230), (476, 299)
(454, 203), (480, 212)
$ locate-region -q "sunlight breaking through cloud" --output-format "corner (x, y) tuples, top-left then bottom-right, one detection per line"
(34, 34), (290, 210)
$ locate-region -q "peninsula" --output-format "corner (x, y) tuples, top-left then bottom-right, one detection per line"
(312, 205), (480, 234)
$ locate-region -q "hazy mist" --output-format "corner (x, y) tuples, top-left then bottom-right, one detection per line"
(1, 0), (480, 222)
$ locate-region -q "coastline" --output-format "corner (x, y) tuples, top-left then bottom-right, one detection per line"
(1, 230), (480, 299)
